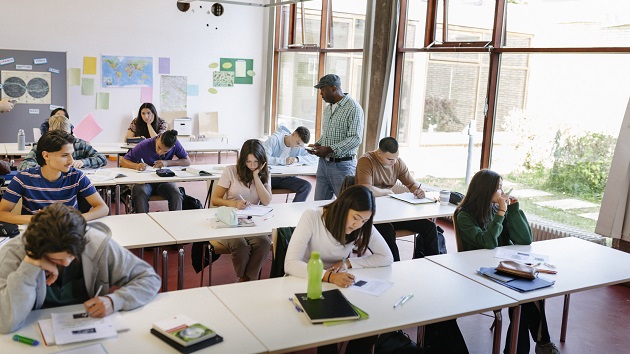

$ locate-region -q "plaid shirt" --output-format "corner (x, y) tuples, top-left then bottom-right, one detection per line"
(18, 138), (108, 170)
(317, 94), (364, 158)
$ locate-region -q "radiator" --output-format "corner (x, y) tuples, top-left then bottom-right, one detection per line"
(528, 216), (607, 245)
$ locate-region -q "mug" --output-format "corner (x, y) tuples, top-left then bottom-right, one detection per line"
(439, 190), (451, 206)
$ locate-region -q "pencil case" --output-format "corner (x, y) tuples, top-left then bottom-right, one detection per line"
(496, 260), (536, 280)
(216, 206), (238, 226)
(156, 168), (175, 177)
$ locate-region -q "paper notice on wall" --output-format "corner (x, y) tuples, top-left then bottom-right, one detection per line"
(69, 68), (81, 86)
(235, 60), (246, 78)
(81, 78), (95, 96)
(83, 57), (97, 75)
(140, 87), (153, 103)
(96, 92), (110, 110)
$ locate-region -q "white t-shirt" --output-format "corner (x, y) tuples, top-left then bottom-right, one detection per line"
(217, 165), (271, 204)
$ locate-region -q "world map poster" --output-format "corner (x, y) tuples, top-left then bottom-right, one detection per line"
(102, 55), (153, 87)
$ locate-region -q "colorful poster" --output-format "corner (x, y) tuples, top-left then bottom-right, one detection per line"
(213, 71), (234, 87)
(160, 75), (187, 112)
(159, 57), (170, 74)
(101, 55), (152, 88)
(220, 58), (254, 84)
(1, 70), (52, 104)
(83, 57), (97, 75)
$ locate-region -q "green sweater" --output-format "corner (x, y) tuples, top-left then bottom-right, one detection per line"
(456, 202), (532, 251)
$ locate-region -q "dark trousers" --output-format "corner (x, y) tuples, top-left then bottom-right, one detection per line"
(504, 300), (551, 354)
(317, 335), (378, 354)
(271, 176), (312, 202)
(375, 219), (439, 262)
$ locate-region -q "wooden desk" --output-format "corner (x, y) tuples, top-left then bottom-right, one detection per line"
(427, 237), (630, 353)
(210, 259), (516, 353)
(0, 287), (267, 354)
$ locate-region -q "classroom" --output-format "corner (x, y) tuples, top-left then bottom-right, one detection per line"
(2, 0), (630, 353)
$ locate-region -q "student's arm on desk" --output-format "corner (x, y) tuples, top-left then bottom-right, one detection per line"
(348, 226), (394, 269)
(211, 185), (247, 209)
(0, 199), (32, 225)
(120, 156), (146, 171)
(82, 192), (109, 221)
(155, 156), (191, 168)
(355, 158), (393, 197)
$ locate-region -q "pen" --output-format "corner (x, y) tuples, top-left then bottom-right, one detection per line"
(239, 194), (250, 207)
(393, 295), (406, 308)
(400, 293), (414, 305)
(288, 297), (303, 313)
(12, 334), (39, 346)
(341, 256), (349, 273)
(95, 284), (103, 298)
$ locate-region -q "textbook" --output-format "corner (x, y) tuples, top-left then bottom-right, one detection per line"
(84, 169), (127, 181)
(389, 192), (436, 205)
(478, 267), (555, 293)
(294, 289), (361, 323)
(151, 315), (223, 353)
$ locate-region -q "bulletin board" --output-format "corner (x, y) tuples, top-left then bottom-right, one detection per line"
(0, 49), (67, 143)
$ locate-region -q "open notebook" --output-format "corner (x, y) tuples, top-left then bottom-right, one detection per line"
(389, 192), (436, 205)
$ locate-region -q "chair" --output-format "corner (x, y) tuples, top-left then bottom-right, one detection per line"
(198, 241), (231, 286)
(451, 215), (465, 253)
(272, 188), (294, 203)
(198, 112), (227, 142)
(122, 189), (168, 214)
(32, 127), (41, 143)
(270, 227), (295, 278)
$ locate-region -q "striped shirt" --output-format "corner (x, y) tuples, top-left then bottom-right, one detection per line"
(18, 138), (107, 171)
(316, 94), (364, 158)
(3, 167), (97, 215)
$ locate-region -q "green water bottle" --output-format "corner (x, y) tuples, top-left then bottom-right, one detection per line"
(307, 251), (324, 299)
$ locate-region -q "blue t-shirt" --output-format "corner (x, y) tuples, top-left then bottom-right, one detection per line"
(123, 136), (188, 165)
(3, 167), (97, 214)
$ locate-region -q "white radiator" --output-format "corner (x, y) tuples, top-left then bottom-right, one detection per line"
(528, 216), (607, 245)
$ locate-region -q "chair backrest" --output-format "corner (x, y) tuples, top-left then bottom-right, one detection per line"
(270, 226), (295, 278)
(32, 127), (41, 142)
(199, 112), (220, 135)
(452, 213), (465, 252)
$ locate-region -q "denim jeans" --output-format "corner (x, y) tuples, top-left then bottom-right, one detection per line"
(271, 176), (312, 202)
(314, 158), (356, 201)
(131, 182), (182, 213)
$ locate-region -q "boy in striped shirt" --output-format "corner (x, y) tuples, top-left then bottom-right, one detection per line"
(0, 130), (109, 224)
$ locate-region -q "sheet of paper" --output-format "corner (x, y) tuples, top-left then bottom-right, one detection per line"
(96, 92), (110, 110)
(140, 87), (153, 103)
(69, 68), (81, 86)
(73, 113), (103, 142)
(235, 60), (246, 77)
(39, 313), (128, 346)
(81, 78), (94, 96)
(494, 248), (549, 264)
(51, 311), (117, 345)
(236, 205), (273, 217)
(83, 57), (97, 75)
(159, 57), (170, 74)
(53, 343), (108, 354)
(187, 84), (199, 96)
(348, 276), (393, 296)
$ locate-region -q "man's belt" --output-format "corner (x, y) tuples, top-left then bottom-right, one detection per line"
(324, 156), (354, 162)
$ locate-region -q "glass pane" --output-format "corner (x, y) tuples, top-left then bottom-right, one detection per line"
(506, 0), (630, 48)
(446, 0), (495, 43)
(276, 52), (320, 142)
(396, 52), (486, 194)
(491, 54), (627, 233)
(405, 0), (428, 47)
(329, 0), (367, 49)
(324, 53), (363, 102)
(294, 0), (322, 46)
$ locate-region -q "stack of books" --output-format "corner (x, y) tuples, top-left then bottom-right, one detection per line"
(151, 315), (223, 353)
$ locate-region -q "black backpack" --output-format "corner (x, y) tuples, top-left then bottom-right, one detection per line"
(179, 187), (203, 210)
(375, 330), (423, 354)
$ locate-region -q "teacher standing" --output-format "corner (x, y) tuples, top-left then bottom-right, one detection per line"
(308, 74), (364, 200)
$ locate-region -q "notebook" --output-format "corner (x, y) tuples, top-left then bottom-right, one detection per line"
(478, 267), (555, 292)
(389, 192), (436, 205)
(294, 289), (360, 323)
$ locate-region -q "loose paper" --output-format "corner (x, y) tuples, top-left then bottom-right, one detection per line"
(51, 311), (117, 345)
(187, 85), (199, 96)
(83, 57), (97, 75)
(494, 248), (549, 264)
(140, 87), (153, 103)
(159, 57), (170, 74)
(74, 113), (103, 142)
(81, 78), (95, 96)
(69, 68), (81, 86)
(348, 276), (393, 296)
(96, 92), (110, 110)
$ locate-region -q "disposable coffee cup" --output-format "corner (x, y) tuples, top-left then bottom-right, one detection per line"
(440, 190), (450, 206)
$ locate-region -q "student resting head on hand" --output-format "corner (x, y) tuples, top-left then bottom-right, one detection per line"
(124, 102), (167, 142)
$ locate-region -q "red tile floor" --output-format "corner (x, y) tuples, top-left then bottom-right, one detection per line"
(118, 152), (630, 354)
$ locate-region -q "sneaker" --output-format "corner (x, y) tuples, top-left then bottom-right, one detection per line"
(535, 342), (560, 354)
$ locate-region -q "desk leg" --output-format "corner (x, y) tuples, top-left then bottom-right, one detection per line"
(116, 185), (121, 215)
(204, 180), (215, 208)
(153, 246), (161, 271)
(509, 305), (521, 354)
(138, 248), (144, 260)
(560, 294), (570, 342)
(416, 325), (425, 348)
(178, 248), (185, 290)
(218, 151), (221, 164)
(161, 250), (168, 292)
(492, 310), (503, 354)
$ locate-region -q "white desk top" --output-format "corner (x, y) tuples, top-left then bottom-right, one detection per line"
(373, 196), (456, 223)
(90, 143), (129, 155)
(210, 259), (516, 353)
(427, 237), (630, 303)
(86, 166), (220, 185)
(180, 141), (241, 153)
(3, 143), (31, 156)
(93, 213), (176, 249)
(0, 287), (266, 354)
(268, 164), (317, 176)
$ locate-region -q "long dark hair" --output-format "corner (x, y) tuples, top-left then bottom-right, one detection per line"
(134, 103), (163, 138)
(322, 185), (375, 255)
(455, 169), (502, 228)
(236, 139), (269, 186)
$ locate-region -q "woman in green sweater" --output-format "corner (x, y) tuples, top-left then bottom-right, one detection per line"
(455, 169), (559, 354)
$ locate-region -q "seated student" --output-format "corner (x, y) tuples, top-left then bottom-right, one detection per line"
(356, 137), (439, 260)
(455, 169), (560, 354)
(262, 125), (317, 202)
(211, 139), (272, 282)
(285, 185), (393, 353)
(120, 130), (191, 213)
(0, 130), (109, 225)
(124, 102), (168, 143)
(0, 203), (161, 334)
(19, 115), (107, 171)
(40, 108), (74, 135)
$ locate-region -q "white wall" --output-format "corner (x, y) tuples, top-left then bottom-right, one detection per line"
(2, 0), (268, 144)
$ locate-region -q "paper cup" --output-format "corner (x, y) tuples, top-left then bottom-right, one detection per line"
(440, 190), (450, 206)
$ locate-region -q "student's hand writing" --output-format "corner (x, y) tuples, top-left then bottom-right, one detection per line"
(328, 272), (355, 288)
(71, 160), (85, 168)
(413, 187), (426, 199)
(235, 200), (249, 210)
(24, 255), (59, 286)
(286, 157), (296, 165)
(84, 296), (114, 318)
(330, 259), (351, 272)
(136, 162), (147, 171)
(153, 160), (166, 169)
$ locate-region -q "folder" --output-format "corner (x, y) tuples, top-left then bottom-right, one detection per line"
(478, 267), (555, 293)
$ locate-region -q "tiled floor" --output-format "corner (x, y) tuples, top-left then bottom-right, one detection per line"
(127, 153), (630, 354)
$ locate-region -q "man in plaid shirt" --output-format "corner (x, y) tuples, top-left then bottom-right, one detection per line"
(308, 74), (364, 200)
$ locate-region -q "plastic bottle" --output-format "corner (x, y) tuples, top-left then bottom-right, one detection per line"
(17, 129), (25, 150)
(306, 251), (323, 300)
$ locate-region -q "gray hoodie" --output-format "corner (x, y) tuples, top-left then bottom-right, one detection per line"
(0, 222), (161, 334)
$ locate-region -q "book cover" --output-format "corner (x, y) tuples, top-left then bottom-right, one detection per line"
(152, 315), (216, 347)
(294, 289), (360, 324)
(151, 329), (223, 354)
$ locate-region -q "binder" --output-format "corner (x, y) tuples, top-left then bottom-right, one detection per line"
(294, 289), (360, 323)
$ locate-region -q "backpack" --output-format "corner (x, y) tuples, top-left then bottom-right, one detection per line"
(178, 187), (217, 273)
(179, 187), (203, 210)
(375, 330), (424, 354)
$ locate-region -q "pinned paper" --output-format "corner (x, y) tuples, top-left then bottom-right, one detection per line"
(159, 57), (170, 74)
(0, 57), (15, 66)
(187, 85), (199, 96)
(96, 92), (110, 110)
(81, 78), (95, 96)
(16, 65), (32, 70)
(83, 57), (97, 75)
(34, 58), (48, 65)
(48, 68), (60, 74)
(73, 113), (103, 142)
(69, 68), (81, 86)
(140, 87), (153, 103)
